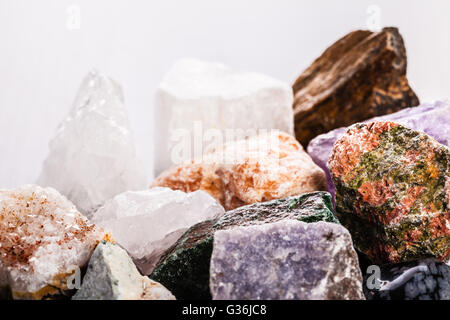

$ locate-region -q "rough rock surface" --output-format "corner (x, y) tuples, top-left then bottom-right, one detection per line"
(0, 185), (109, 299)
(92, 187), (224, 275)
(73, 242), (175, 300)
(154, 58), (294, 174)
(308, 101), (450, 199)
(210, 220), (364, 300)
(364, 259), (449, 300)
(152, 131), (327, 210)
(329, 121), (449, 264)
(293, 27), (419, 147)
(151, 191), (338, 299)
(38, 70), (144, 217)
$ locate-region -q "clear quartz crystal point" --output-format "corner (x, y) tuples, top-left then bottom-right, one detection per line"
(38, 70), (145, 217)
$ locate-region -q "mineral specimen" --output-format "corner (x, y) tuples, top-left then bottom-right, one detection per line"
(92, 187), (225, 275)
(329, 121), (449, 264)
(293, 27), (419, 147)
(210, 220), (365, 300)
(151, 191), (338, 299)
(308, 101), (450, 199)
(38, 70), (144, 217)
(152, 131), (327, 210)
(363, 259), (450, 300)
(0, 185), (109, 300)
(72, 242), (175, 300)
(154, 58), (294, 174)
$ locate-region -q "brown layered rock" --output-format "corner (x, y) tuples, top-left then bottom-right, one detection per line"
(152, 131), (327, 211)
(293, 27), (419, 147)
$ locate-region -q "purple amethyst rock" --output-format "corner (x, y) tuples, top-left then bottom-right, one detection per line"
(307, 101), (450, 199)
(209, 220), (365, 300)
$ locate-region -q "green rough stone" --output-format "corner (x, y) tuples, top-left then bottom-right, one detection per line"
(150, 191), (338, 300)
(329, 121), (449, 265)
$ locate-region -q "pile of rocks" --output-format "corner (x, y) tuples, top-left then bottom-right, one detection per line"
(0, 27), (448, 300)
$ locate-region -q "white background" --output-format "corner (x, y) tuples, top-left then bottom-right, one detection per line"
(0, 0), (449, 188)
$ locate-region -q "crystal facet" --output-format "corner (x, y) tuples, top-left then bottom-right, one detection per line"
(38, 70), (145, 217)
(92, 187), (225, 275)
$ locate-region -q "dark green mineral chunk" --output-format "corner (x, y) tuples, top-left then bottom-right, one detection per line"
(150, 191), (338, 300)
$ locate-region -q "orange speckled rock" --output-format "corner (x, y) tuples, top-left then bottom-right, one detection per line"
(0, 185), (109, 299)
(152, 131), (328, 210)
(329, 122), (449, 264)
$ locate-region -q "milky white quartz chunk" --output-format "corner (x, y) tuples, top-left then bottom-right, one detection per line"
(0, 185), (108, 300)
(154, 58), (294, 174)
(38, 70), (144, 217)
(92, 187), (225, 275)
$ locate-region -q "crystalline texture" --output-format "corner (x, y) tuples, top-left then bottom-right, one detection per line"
(38, 70), (144, 217)
(0, 185), (109, 299)
(154, 58), (294, 175)
(92, 187), (225, 275)
(210, 220), (365, 300)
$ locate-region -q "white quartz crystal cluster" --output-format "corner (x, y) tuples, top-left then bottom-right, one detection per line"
(38, 70), (144, 217)
(92, 187), (225, 275)
(154, 58), (294, 174)
(0, 185), (108, 299)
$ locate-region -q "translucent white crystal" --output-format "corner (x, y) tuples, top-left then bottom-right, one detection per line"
(92, 187), (225, 275)
(38, 70), (145, 217)
(0, 185), (108, 299)
(154, 58), (294, 175)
